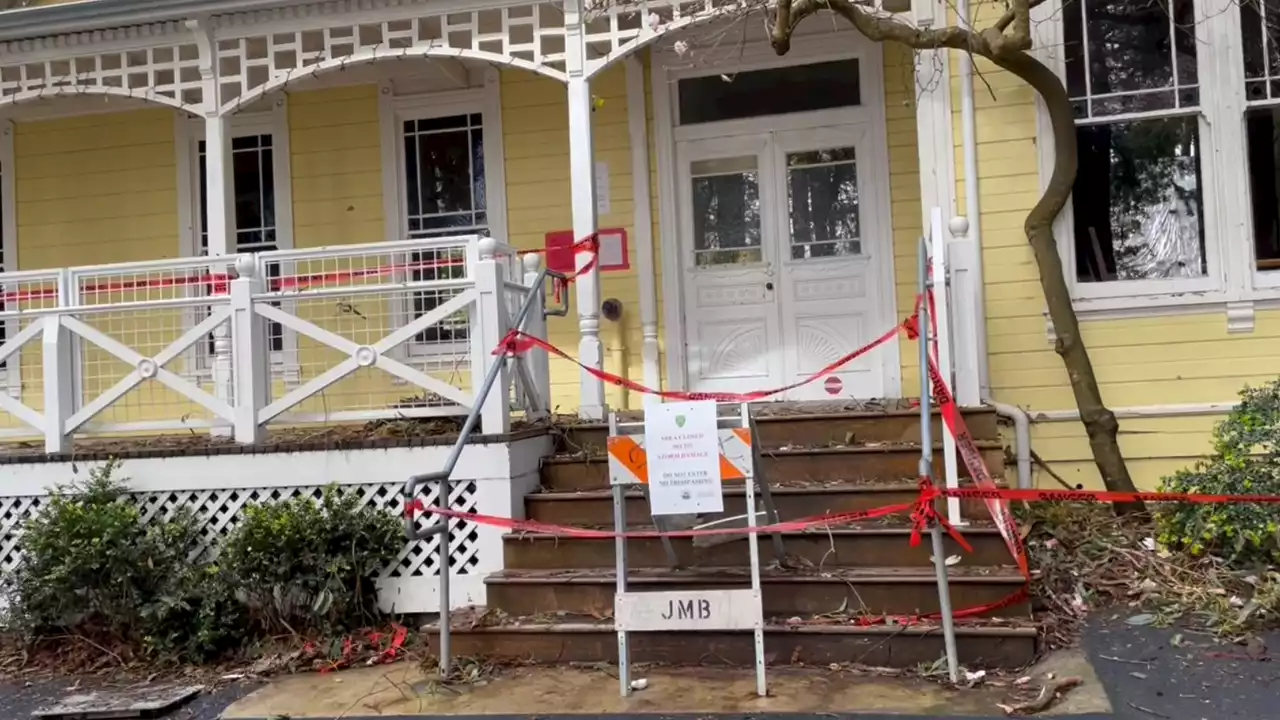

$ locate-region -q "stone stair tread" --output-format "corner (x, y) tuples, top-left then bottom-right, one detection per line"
(430, 613), (1038, 636)
(557, 400), (995, 424)
(547, 440), (1004, 463)
(486, 565), (1027, 584)
(528, 479), (1007, 497)
(502, 519), (1000, 537)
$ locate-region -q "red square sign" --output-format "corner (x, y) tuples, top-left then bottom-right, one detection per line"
(543, 228), (629, 273)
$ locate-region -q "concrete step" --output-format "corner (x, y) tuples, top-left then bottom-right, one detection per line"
(484, 566), (1030, 619)
(541, 442), (1006, 492)
(438, 617), (1038, 669)
(554, 402), (1001, 455)
(502, 523), (1012, 570)
(524, 482), (999, 526)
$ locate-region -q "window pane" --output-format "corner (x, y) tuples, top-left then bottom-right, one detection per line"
(1072, 116), (1206, 282)
(1246, 107), (1280, 270)
(402, 113), (486, 347)
(1063, 0), (1198, 118)
(690, 156), (762, 266)
(1240, 0), (1280, 103)
(232, 142), (264, 233)
(786, 148), (860, 260)
(677, 59), (860, 125)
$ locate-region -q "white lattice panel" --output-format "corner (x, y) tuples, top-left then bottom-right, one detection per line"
(581, 0), (896, 76)
(0, 44), (205, 111)
(0, 482), (481, 584)
(0, 496), (44, 574)
(216, 5), (570, 112)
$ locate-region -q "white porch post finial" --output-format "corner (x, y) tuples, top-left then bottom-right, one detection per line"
(472, 237), (512, 435)
(565, 0), (606, 420)
(230, 254), (268, 444)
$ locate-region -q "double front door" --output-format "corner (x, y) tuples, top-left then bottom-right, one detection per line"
(677, 123), (892, 401)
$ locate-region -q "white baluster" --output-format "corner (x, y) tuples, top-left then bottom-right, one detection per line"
(522, 253), (551, 421)
(472, 237), (510, 435)
(231, 254), (268, 444)
(42, 269), (73, 454)
(42, 314), (72, 455)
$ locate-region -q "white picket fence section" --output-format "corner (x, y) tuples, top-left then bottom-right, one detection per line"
(0, 234), (550, 453)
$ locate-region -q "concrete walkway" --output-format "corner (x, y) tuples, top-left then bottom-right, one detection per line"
(218, 650), (1111, 719)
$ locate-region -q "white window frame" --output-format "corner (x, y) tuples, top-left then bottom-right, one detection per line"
(175, 97), (300, 380)
(0, 120), (19, 399)
(377, 68), (508, 360)
(1033, 0), (1280, 330)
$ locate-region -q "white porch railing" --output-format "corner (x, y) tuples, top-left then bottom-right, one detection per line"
(0, 235), (549, 453)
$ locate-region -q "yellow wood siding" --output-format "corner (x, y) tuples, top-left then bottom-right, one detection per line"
(884, 43), (925, 395)
(289, 85), (384, 248)
(952, 0), (1279, 490)
(16, 109), (178, 268)
(13, 108), (194, 432)
(502, 64), (649, 411)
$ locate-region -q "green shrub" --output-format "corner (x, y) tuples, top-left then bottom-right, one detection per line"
(218, 485), (403, 634)
(5, 465), (404, 661)
(2, 460), (232, 656)
(1158, 379), (1280, 565)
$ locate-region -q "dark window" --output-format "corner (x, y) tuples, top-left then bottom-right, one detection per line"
(197, 134), (283, 353)
(1240, 2), (1280, 270)
(1072, 117), (1206, 282)
(1240, 0), (1280, 103)
(677, 59), (861, 125)
(402, 113), (486, 346)
(1246, 108), (1280, 270)
(1063, 0), (1206, 283)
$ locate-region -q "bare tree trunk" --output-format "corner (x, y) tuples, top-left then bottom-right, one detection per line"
(770, 0), (1144, 511)
(987, 52), (1144, 513)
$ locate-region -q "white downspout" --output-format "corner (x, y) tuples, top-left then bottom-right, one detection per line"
(990, 401), (1032, 490)
(958, 0), (990, 399)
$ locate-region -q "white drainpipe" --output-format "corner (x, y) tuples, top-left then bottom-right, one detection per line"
(989, 401), (1032, 490)
(958, 0), (991, 399)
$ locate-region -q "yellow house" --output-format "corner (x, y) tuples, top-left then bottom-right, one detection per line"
(0, 0), (1272, 496)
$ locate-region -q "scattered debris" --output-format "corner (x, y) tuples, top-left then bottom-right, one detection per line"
(32, 684), (202, 720)
(629, 678), (649, 690)
(996, 676), (1081, 716)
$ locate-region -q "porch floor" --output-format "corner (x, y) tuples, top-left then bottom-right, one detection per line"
(0, 398), (947, 463)
(0, 418), (547, 464)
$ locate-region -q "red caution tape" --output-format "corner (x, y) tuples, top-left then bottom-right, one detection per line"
(941, 486), (1280, 504)
(6, 233), (604, 304)
(493, 321), (908, 403)
(406, 498), (917, 538)
(412, 275), (1280, 627)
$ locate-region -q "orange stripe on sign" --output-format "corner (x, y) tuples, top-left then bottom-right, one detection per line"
(607, 435), (648, 483)
(606, 435), (745, 483)
(732, 427), (752, 447)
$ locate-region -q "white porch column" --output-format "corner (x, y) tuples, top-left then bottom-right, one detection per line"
(205, 115), (238, 434)
(203, 116), (237, 257)
(625, 56), (662, 405)
(565, 0), (605, 419)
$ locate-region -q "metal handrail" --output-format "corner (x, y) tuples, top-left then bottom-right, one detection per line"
(401, 263), (567, 677)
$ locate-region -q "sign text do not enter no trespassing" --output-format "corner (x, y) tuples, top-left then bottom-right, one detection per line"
(643, 400), (723, 516)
